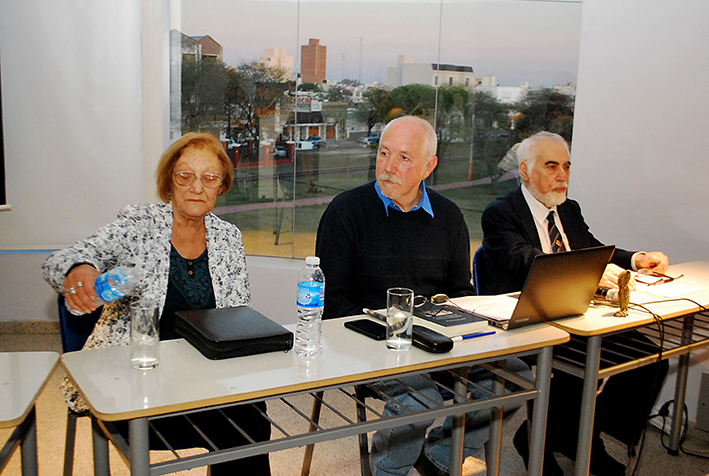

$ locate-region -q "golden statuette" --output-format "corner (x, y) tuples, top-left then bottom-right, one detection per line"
(614, 270), (631, 317)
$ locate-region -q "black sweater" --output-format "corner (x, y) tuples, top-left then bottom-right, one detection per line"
(315, 182), (474, 319)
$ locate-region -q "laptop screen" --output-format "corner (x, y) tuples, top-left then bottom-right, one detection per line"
(484, 245), (615, 330)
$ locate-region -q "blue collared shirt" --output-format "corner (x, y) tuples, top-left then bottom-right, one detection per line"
(374, 181), (434, 217)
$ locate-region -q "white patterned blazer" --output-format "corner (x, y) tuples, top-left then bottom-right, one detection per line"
(43, 202), (251, 350)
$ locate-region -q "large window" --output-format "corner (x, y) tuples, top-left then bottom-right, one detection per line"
(175, 0), (581, 259)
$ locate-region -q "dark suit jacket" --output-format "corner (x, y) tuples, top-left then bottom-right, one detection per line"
(479, 187), (635, 295)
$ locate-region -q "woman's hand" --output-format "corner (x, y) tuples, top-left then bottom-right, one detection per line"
(63, 265), (101, 314)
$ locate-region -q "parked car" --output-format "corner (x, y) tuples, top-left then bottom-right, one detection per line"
(306, 135), (326, 148)
(295, 140), (315, 151)
(360, 133), (380, 147)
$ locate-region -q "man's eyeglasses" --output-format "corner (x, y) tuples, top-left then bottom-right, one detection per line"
(173, 172), (223, 189)
(635, 269), (684, 286)
(414, 294), (475, 317)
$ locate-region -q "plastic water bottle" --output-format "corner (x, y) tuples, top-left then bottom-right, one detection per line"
(295, 256), (325, 358)
(65, 266), (143, 316)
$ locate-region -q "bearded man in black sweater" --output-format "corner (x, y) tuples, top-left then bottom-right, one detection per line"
(316, 116), (530, 476)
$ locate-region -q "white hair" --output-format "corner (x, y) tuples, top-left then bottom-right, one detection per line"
(517, 131), (570, 168)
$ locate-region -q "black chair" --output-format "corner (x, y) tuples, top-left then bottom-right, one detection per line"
(57, 294), (103, 476)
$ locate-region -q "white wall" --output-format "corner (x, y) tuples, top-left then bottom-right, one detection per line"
(572, 0), (709, 422)
(0, 0), (144, 249)
(0, 252), (57, 323)
(572, 0), (709, 262)
(247, 256), (303, 326)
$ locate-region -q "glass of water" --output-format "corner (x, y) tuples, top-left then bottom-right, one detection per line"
(386, 287), (414, 351)
(130, 299), (159, 370)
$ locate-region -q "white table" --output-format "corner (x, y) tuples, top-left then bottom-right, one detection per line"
(62, 316), (568, 476)
(0, 352), (59, 476)
(544, 261), (709, 476)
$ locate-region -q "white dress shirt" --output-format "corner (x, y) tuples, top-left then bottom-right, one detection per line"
(520, 184), (571, 254)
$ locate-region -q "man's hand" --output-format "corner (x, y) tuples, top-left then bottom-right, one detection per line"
(634, 252), (669, 273)
(599, 263), (637, 290)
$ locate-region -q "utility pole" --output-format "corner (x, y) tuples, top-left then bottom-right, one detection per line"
(358, 37), (363, 84)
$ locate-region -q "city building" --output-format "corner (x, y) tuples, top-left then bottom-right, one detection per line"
(386, 55), (478, 89)
(476, 78), (531, 104)
(301, 38), (327, 84)
(181, 34), (222, 63)
(552, 82), (577, 97)
(259, 48), (294, 79)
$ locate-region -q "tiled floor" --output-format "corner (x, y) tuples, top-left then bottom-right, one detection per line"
(2, 332), (709, 475)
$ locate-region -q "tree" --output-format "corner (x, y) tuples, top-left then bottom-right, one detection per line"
(511, 89), (574, 143)
(223, 62), (291, 143)
(181, 59), (229, 132)
(389, 84), (436, 117)
(326, 87), (344, 103)
(434, 85), (471, 161)
(354, 87), (392, 134)
(469, 90), (513, 191)
(298, 82), (323, 92)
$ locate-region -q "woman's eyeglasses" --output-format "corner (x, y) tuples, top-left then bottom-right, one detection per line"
(635, 269), (683, 286)
(173, 172), (223, 189)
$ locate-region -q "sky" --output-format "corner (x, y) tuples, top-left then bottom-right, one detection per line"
(181, 0), (583, 87)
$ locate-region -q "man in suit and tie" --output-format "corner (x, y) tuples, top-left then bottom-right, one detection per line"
(479, 131), (668, 475)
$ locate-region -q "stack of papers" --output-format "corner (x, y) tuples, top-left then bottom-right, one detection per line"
(636, 281), (704, 298)
(464, 296), (520, 322)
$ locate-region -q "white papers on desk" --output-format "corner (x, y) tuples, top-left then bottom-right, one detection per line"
(462, 295), (519, 322)
(636, 281), (704, 298)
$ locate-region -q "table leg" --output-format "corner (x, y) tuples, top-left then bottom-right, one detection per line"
(486, 365), (505, 476)
(528, 346), (553, 476)
(91, 416), (110, 476)
(449, 367), (469, 476)
(668, 314), (694, 455)
(19, 408), (38, 476)
(129, 418), (150, 476)
(574, 335), (602, 476)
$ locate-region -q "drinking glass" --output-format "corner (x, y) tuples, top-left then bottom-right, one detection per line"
(130, 299), (159, 370)
(386, 287), (414, 351)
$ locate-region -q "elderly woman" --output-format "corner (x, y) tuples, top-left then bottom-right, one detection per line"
(43, 132), (270, 475)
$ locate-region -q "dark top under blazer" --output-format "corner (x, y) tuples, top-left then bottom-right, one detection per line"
(479, 187), (635, 295)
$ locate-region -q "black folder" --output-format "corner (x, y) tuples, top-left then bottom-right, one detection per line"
(175, 306), (293, 360)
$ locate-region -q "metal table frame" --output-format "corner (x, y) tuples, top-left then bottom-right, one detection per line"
(0, 352), (59, 476)
(62, 319), (567, 476)
(0, 409), (38, 476)
(549, 262), (709, 476)
(91, 349), (553, 476)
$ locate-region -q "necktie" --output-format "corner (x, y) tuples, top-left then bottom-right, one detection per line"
(547, 210), (565, 253)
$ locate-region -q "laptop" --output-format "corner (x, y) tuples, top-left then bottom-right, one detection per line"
(474, 245), (615, 330)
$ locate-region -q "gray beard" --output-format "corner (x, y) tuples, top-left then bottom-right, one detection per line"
(526, 183), (567, 208)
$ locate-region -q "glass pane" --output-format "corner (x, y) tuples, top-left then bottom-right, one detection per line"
(434, 0), (581, 252)
(177, 0), (581, 259)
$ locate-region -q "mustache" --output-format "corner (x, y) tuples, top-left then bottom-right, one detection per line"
(377, 172), (403, 185)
